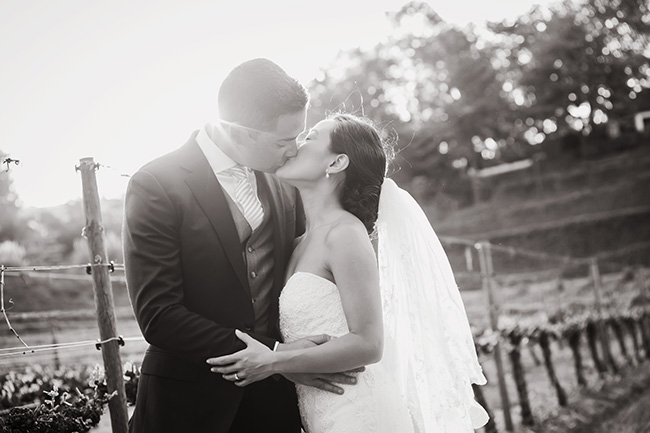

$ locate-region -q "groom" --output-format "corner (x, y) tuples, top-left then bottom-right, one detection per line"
(123, 59), (354, 433)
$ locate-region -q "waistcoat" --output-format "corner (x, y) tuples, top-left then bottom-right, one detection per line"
(222, 180), (275, 336)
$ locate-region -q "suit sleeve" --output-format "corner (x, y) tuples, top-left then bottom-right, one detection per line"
(123, 170), (273, 364)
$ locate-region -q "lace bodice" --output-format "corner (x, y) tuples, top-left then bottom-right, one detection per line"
(279, 272), (414, 433)
(277, 178), (489, 432)
(279, 272), (348, 342)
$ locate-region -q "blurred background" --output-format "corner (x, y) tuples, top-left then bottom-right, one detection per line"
(1, 1), (649, 432)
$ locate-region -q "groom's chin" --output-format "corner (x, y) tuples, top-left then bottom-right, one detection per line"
(274, 170), (294, 185)
(257, 163), (282, 174)
(274, 160), (292, 175)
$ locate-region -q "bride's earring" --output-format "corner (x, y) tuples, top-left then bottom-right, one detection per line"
(326, 160), (336, 179)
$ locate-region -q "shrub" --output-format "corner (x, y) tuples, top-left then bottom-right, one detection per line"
(0, 241), (26, 266)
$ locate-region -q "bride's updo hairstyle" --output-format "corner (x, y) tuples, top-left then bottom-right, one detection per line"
(329, 113), (390, 234)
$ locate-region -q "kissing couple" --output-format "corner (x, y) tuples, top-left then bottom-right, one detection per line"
(123, 58), (489, 432)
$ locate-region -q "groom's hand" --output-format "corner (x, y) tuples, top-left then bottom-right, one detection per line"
(275, 334), (331, 351)
(282, 369), (365, 395)
(276, 334), (364, 394)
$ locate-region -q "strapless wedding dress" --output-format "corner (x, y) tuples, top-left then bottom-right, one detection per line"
(279, 272), (415, 433)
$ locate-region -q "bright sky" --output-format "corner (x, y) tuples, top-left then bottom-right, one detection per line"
(0, 0), (550, 208)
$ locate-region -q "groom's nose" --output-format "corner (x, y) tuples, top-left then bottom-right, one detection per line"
(285, 141), (299, 158)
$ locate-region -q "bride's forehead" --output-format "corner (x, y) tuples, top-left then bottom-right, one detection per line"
(313, 119), (337, 134)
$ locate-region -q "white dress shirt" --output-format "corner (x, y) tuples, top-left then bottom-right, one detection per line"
(195, 124), (260, 216)
(197, 123), (280, 351)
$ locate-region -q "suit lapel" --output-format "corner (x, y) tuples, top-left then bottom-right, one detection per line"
(181, 138), (250, 298)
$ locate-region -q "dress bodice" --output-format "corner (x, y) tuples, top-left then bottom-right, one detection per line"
(279, 272), (349, 343)
(278, 272), (415, 433)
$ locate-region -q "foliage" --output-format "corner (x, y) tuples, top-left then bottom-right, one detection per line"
(1, 365), (96, 410)
(0, 362), (140, 432)
(307, 0), (650, 205)
(11, 198), (125, 267)
(473, 305), (650, 354)
(308, 2), (509, 202)
(0, 385), (110, 433)
(489, 0), (650, 151)
(0, 363), (139, 408)
(68, 231), (124, 267)
(0, 364), (109, 432)
(0, 0), (648, 264)
(0, 241), (26, 267)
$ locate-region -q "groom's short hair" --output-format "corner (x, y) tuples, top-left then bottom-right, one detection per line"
(218, 58), (309, 131)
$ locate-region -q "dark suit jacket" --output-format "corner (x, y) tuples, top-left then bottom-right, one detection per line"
(123, 132), (304, 432)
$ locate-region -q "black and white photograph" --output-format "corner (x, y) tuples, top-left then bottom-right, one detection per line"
(0, 1), (649, 432)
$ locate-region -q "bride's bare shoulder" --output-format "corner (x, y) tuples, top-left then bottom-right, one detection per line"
(323, 213), (377, 277)
(324, 213), (371, 250)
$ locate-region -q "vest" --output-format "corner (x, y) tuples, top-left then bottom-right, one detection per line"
(222, 178), (275, 337)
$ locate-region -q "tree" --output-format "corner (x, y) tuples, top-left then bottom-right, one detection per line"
(489, 0), (650, 153)
(307, 2), (510, 204)
(24, 198), (124, 264)
(387, 2), (512, 170)
(307, 0), (650, 209)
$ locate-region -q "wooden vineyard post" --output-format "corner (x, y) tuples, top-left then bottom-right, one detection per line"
(477, 241), (514, 432)
(564, 328), (587, 387)
(622, 318), (643, 363)
(78, 157), (128, 433)
(538, 331), (568, 407)
(586, 321), (607, 376)
(609, 319), (632, 364)
(590, 258), (618, 373)
(50, 323), (61, 370)
(507, 331), (534, 426)
(465, 246), (474, 272)
(640, 314), (650, 360)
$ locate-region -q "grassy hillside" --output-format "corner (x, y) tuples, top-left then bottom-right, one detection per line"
(433, 145), (650, 268)
(1, 273), (131, 313)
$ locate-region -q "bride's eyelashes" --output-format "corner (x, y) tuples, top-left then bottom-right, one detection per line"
(297, 132), (313, 148)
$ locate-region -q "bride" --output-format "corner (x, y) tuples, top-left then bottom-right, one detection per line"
(207, 113), (489, 432)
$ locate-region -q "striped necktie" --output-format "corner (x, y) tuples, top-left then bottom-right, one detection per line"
(228, 165), (264, 231)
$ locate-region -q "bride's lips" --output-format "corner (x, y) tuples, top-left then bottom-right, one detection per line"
(281, 156), (296, 167)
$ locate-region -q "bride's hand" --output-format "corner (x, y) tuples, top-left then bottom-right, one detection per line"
(206, 330), (275, 386)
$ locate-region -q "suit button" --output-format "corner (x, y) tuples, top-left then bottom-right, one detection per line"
(244, 321), (253, 331)
(250, 271), (257, 279)
(247, 246), (254, 253)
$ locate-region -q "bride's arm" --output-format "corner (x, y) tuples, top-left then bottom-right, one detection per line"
(276, 222), (384, 371)
(207, 221), (384, 385)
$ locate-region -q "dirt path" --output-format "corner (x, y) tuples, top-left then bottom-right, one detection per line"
(531, 363), (650, 433)
(591, 385), (650, 433)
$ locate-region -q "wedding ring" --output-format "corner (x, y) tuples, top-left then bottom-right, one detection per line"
(234, 373), (240, 381)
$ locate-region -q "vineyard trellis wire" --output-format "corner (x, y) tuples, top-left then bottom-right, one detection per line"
(2, 241), (646, 433)
(437, 236), (650, 432)
(1, 157), (649, 433)
(0, 263), (129, 352)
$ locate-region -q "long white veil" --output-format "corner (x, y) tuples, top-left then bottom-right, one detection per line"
(376, 178), (489, 432)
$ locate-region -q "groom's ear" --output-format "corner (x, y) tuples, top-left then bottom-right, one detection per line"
(230, 127), (256, 145)
(328, 154), (349, 174)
